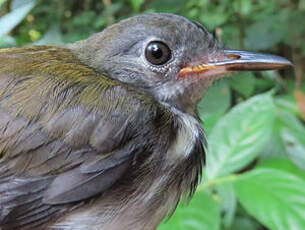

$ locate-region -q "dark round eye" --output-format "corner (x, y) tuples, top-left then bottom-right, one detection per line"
(145, 41), (171, 65)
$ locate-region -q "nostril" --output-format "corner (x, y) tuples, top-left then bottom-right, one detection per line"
(226, 53), (241, 60)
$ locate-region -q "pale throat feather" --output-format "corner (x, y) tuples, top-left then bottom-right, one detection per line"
(163, 103), (200, 162)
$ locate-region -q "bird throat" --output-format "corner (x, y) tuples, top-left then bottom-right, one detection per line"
(152, 76), (214, 115)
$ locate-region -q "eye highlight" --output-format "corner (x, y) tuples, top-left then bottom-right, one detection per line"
(145, 41), (171, 66)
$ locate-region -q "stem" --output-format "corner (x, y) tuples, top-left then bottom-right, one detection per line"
(198, 174), (239, 191)
(102, 0), (114, 25)
(291, 0), (304, 88)
(0, 0), (7, 9)
(237, 0), (245, 49)
(84, 0), (92, 11)
(103, 0), (111, 7)
(292, 49), (303, 89)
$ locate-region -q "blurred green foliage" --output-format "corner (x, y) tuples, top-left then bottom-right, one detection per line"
(1, 0), (305, 230)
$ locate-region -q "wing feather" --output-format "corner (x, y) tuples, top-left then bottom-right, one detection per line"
(0, 46), (159, 229)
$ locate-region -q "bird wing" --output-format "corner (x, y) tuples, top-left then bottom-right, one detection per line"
(0, 46), (167, 229)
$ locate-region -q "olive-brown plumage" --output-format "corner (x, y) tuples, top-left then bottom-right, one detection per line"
(0, 13), (291, 230)
(0, 44), (204, 230)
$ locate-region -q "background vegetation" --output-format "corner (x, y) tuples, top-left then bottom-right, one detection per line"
(1, 0), (304, 229)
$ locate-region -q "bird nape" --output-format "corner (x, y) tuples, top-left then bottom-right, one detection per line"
(0, 13), (291, 230)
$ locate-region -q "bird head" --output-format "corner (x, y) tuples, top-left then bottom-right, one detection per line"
(69, 13), (292, 113)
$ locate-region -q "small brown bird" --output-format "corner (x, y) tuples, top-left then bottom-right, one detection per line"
(0, 13), (291, 230)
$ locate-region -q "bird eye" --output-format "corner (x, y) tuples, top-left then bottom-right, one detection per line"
(145, 41), (171, 66)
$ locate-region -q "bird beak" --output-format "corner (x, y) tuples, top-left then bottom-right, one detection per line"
(178, 50), (293, 78)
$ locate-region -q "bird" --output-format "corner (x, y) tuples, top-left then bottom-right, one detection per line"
(0, 13), (291, 230)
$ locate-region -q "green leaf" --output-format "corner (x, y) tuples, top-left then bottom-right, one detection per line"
(275, 95), (301, 118)
(259, 134), (288, 159)
(299, 0), (305, 10)
(255, 77), (275, 91)
(271, 108), (305, 170)
(200, 113), (222, 137)
(198, 80), (231, 118)
(206, 93), (275, 179)
(129, 0), (144, 12)
(256, 158), (305, 181)
(199, 13), (229, 29)
(275, 108), (305, 134)
(158, 191), (220, 230)
(240, 0), (252, 16)
(102, 3), (122, 17)
(0, 35), (17, 48)
(147, 0), (185, 13)
(262, 105), (305, 161)
(259, 108), (291, 159)
(229, 72), (256, 97)
(34, 26), (63, 45)
(0, 0), (35, 37)
(230, 216), (261, 230)
(233, 0), (252, 16)
(198, 79), (231, 135)
(72, 11), (96, 26)
(215, 183), (236, 228)
(11, 0), (31, 10)
(281, 128), (305, 170)
(221, 24), (241, 48)
(245, 14), (288, 50)
(0, 0), (7, 8)
(234, 168), (305, 230)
